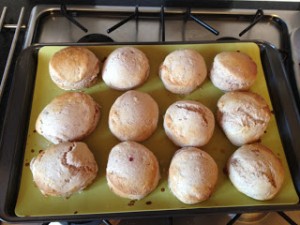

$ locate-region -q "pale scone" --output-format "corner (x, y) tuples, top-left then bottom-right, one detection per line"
(227, 143), (285, 201)
(106, 141), (160, 200)
(30, 142), (98, 197)
(49, 46), (100, 90)
(109, 90), (159, 142)
(169, 147), (218, 204)
(159, 49), (207, 94)
(102, 47), (150, 90)
(210, 51), (257, 91)
(217, 91), (271, 146)
(163, 100), (215, 147)
(36, 92), (100, 144)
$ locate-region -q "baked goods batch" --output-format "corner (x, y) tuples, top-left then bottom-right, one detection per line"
(30, 45), (287, 205)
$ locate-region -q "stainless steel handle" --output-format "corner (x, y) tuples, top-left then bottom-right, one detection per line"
(3, 24), (26, 29)
(0, 6), (7, 32)
(0, 7), (25, 101)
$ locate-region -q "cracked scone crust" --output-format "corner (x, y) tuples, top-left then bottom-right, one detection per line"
(36, 92), (100, 144)
(106, 141), (160, 200)
(109, 90), (159, 142)
(217, 91), (271, 146)
(227, 143), (285, 200)
(159, 49), (207, 94)
(163, 100), (215, 147)
(102, 47), (150, 90)
(30, 142), (98, 197)
(210, 51), (257, 91)
(168, 147), (218, 204)
(49, 46), (100, 90)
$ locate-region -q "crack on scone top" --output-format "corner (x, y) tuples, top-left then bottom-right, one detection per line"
(175, 104), (208, 124)
(235, 106), (267, 126)
(258, 161), (277, 189)
(61, 143), (94, 176)
(262, 171), (277, 189)
(230, 158), (248, 181)
(231, 156), (277, 189)
(250, 149), (260, 156)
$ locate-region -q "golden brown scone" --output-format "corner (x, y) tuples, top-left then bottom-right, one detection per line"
(36, 92), (100, 144)
(227, 143), (285, 200)
(102, 47), (150, 90)
(106, 141), (160, 200)
(109, 90), (159, 142)
(217, 91), (271, 146)
(159, 49), (207, 94)
(30, 142), (98, 197)
(168, 147), (218, 204)
(163, 100), (215, 147)
(210, 51), (257, 91)
(49, 47), (100, 90)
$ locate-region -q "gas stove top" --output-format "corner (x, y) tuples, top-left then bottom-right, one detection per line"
(1, 3), (300, 225)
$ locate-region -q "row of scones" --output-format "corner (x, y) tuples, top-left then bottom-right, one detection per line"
(30, 46), (284, 204)
(48, 46), (257, 93)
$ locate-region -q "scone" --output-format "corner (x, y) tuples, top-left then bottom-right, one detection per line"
(106, 141), (160, 200)
(227, 143), (285, 200)
(217, 91), (271, 146)
(30, 142), (98, 197)
(159, 49), (207, 94)
(102, 47), (150, 90)
(36, 92), (100, 144)
(210, 51), (257, 91)
(163, 100), (215, 147)
(109, 90), (159, 142)
(49, 46), (100, 90)
(169, 147), (218, 204)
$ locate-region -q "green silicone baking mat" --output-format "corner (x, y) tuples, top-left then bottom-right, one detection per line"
(15, 42), (299, 217)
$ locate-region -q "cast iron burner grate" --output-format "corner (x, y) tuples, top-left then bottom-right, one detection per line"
(77, 34), (114, 43)
(61, 4), (265, 43)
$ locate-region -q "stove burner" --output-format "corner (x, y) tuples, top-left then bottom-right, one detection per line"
(238, 212), (269, 223)
(227, 213), (269, 225)
(217, 37), (240, 41)
(77, 34), (114, 43)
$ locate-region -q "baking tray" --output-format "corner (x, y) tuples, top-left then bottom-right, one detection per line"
(0, 41), (300, 222)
